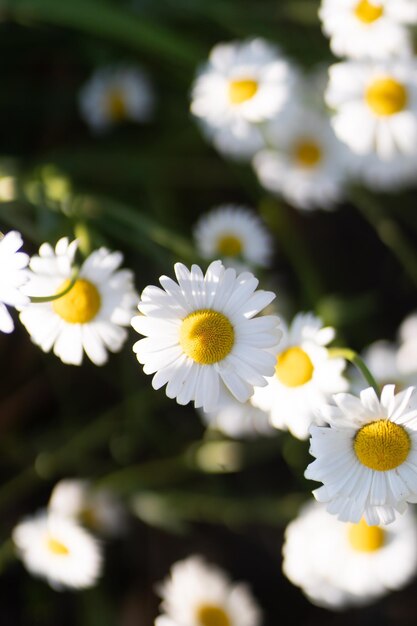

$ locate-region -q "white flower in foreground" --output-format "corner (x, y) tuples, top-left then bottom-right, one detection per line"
(319, 0), (417, 60)
(12, 510), (102, 590)
(0, 230), (29, 333)
(156, 555), (261, 626)
(282, 500), (417, 610)
(79, 65), (153, 132)
(351, 151), (417, 192)
(19, 237), (138, 366)
(305, 384), (417, 525)
(326, 60), (417, 160)
(253, 108), (349, 210)
(132, 261), (281, 412)
(193, 205), (273, 270)
(191, 37), (297, 160)
(251, 313), (348, 440)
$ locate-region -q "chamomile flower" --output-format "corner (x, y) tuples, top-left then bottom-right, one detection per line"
(12, 510), (102, 590)
(132, 261), (281, 413)
(251, 313), (348, 440)
(326, 60), (417, 160)
(305, 384), (417, 525)
(0, 230), (29, 333)
(190, 37), (297, 160)
(253, 108), (349, 210)
(193, 205), (273, 271)
(319, 0), (417, 61)
(19, 237), (138, 366)
(156, 555), (261, 626)
(282, 500), (417, 610)
(79, 65), (153, 132)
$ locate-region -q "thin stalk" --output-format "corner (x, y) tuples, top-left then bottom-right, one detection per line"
(28, 268), (79, 303)
(329, 347), (380, 395)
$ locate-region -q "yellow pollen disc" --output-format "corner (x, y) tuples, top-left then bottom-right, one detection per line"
(107, 90), (127, 121)
(275, 346), (314, 387)
(196, 605), (232, 626)
(46, 537), (70, 556)
(179, 309), (234, 365)
(294, 140), (322, 168)
(347, 518), (385, 552)
(228, 79), (258, 104)
(52, 278), (101, 324)
(217, 234), (243, 257)
(365, 78), (408, 116)
(354, 419), (410, 471)
(354, 0), (383, 23)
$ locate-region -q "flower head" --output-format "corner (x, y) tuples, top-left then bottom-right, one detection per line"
(0, 230), (29, 333)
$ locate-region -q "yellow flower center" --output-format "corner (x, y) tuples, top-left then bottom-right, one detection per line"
(294, 140), (322, 168)
(354, 419), (410, 471)
(228, 79), (258, 105)
(179, 309), (234, 365)
(347, 517), (385, 552)
(354, 0), (383, 23)
(107, 89), (127, 121)
(275, 346), (314, 387)
(365, 78), (408, 116)
(196, 605), (231, 626)
(217, 234), (243, 257)
(52, 278), (101, 324)
(46, 537), (70, 556)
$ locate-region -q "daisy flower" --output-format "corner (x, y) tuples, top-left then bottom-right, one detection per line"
(0, 230), (29, 333)
(319, 0), (417, 60)
(326, 60), (417, 160)
(251, 313), (348, 440)
(193, 205), (273, 271)
(155, 555), (261, 626)
(190, 37), (297, 160)
(79, 64), (153, 132)
(132, 260), (281, 413)
(282, 500), (417, 610)
(19, 237), (138, 366)
(12, 510), (102, 590)
(305, 384), (417, 525)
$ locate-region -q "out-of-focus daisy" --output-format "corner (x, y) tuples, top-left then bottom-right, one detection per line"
(319, 0), (417, 60)
(251, 313), (348, 440)
(0, 230), (29, 333)
(305, 384), (417, 525)
(351, 151), (417, 192)
(19, 237), (138, 366)
(397, 311), (417, 375)
(190, 37), (297, 160)
(79, 65), (153, 132)
(253, 108), (349, 210)
(132, 260), (281, 413)
(326, 60), (417, 160)
(12, 510), (102, 590)
(282, 500), (417, 610)
(156, 555), (261, 626)
(193, 205), (273, 271)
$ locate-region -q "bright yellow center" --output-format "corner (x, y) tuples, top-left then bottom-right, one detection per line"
(348, 517), (385, 552)
(354, 0), (383, 23)
(365, 78), (408, 116)
(52, 278), (101, 324)
(46, 537), (70, 556)
(179, 309), (234, 365)
(354, 419), (410, 471)
(275, 347), (314, 387)
(107, 90), (127, 121)
(294, 140), (322, 168)
(228, 79), (258, 104)
(217, 234), (243, 257)
(196, 605), (231, 626)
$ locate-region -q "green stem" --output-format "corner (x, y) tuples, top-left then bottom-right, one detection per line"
(28, 268), (79, 303)
(329, 347), (380, 395)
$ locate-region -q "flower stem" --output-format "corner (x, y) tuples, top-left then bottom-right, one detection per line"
(329, 347), (380, 395)
(28, 268), (79, 303)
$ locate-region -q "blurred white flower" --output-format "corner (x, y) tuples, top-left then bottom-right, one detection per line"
(0, 230), (29, 333)
(350, 151), (417, 192)
(397, 311), (417, 376)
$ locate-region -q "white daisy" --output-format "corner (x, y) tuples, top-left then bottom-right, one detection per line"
(190, 37), (297, 160)
(253, 107), (350, 210)
(193, 205), (273, 271)
(156, 555), (261, 626)
(132, 260), (281, 413)
(351, 151), (417, 191)
(0, 230), (29, 333)
(282, 500), (417, 610)
(305, 384), (417, 525)
(79, 64), (153, 132)
(319, 0), (417, 60)
(19, 237), (138, 366)
(12, 510), (102, 590)
(326, 60), (417, 160)
(251, 313), (348, 440)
